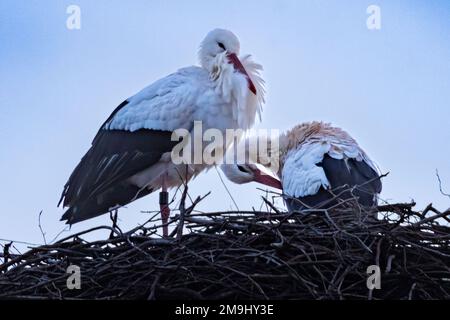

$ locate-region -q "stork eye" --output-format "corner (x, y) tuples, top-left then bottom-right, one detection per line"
(217, 42), (226, 50)
(237, 165), (250, 173)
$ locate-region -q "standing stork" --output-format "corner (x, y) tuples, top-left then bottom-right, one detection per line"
(221, 122), (382, 211)
(58, 29), (265, 236)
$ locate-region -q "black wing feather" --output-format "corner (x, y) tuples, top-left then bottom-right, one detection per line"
(59, 101), (179, 224)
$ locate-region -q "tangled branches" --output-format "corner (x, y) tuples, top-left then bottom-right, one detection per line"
(0, 200), (449, 300)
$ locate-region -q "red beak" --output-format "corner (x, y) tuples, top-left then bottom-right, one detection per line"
(227, 53), (257, 95)
(253, 169), (282, 190)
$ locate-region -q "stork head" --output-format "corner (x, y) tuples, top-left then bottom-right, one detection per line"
(199, 29), (240, 63)
(220, 163), (282, 189)
(199, 29), (257, 95)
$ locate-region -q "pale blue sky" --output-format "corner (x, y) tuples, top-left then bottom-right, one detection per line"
(1, 0), (449, 248)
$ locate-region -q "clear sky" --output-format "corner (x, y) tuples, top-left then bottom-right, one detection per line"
(1, 0), (449, 248)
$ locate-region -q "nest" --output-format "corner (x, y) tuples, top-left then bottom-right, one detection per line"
(0, 196), (449, 300)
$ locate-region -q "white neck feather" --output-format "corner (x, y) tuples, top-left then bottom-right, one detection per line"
(207, 54), (265, 131)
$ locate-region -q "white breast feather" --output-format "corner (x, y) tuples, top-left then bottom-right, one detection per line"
(240, 55), (265, 128)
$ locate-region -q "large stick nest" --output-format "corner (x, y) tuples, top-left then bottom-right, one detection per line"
(1, 198), (449, 300)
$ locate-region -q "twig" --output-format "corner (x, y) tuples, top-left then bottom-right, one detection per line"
(436, 169), (450, 200)
(215, 166), (240, 211)
(177, 185), (189, 239)
(38, 210), (47, 245)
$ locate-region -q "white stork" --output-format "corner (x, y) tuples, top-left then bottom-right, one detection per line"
(58, 29), (265, 236)
(221, 122), (382, 211)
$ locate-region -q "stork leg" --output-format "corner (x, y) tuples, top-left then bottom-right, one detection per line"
(159, 175), (170, 237)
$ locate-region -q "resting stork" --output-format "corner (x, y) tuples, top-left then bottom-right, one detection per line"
(221, 122), (382, 211)
(58, 29), (265, 236)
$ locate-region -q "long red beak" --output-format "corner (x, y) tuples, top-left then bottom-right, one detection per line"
(227, 53), (257, 95)
(253, 169), (283, 190)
